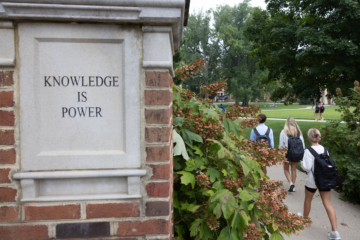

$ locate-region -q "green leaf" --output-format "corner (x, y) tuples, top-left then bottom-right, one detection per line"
(191, 145), (204, 157)
(180, 129), (203, 147)
(207, 168), (221, 182)
(177, 171), (195, 189)
(240, 159), (251, 176)
(187, 204), (201, 213)
(190, 219), (202, 237)
(270, 230), (284, 240)
(173, 117), (184, 126)
(240, 210), (248, 226)
(201, 224), (213, 240)
(173, 130), (189, 160)
(222, 192), (236, 220)
(223, 118), (241, 137)
(218, 226), (231, 240)
(239, 189), (253, 201)
(230, 211), (240, 228)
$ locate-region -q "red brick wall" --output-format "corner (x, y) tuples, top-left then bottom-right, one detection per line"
(0, 69), (174, 239)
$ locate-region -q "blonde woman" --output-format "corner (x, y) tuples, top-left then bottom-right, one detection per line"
(279, 117), (305, 192)
(301, 128), (340, 240)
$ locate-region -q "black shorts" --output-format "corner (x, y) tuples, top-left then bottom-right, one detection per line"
(320, 110), (324, 113)
(314, 110), (319, 113)
(305, 186), (330, 193)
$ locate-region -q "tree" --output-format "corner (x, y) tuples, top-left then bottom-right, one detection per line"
(181, 10), (223, 94)
(245, 0), (360, 103)
(214, 2), (267, 106)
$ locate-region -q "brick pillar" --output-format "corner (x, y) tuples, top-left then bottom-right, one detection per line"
(144, 71), (173, 240)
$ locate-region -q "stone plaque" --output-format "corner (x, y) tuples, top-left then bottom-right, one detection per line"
(19, 23), (141, 171)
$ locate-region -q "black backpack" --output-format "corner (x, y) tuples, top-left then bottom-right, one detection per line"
(308, 147), (338, 191)
(286, 131), (304, 161)
(253, 127), (271, 148)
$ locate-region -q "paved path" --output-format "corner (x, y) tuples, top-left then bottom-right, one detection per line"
(267, 165), (360, 240)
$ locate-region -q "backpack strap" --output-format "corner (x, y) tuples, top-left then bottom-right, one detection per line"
(323, 147), (328, 155)
(307, 147), (320, 158)
(253, 128), (260, 137)
(265, 127), (271, 136)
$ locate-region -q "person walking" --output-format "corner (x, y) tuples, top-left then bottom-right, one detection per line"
(301, 128), (341, 240)
(320, 103), (325, 120)
(250, 114), (274, 175)
(219, 104), (226, 112)
(314, 103), (320, 121)
(279, 117), (305, 192)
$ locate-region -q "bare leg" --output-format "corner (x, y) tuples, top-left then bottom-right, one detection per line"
(262, 166), (267, 175)
(320, 191), (337, 231)
(304, 188), (315, 217)
(291, 162), (298, 184)
(283, 161), (291, 183)
(320, 113), (323, 119)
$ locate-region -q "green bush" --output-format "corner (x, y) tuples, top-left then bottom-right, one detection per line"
(172, 84), (311, 240)
(320, 81), (360, 204)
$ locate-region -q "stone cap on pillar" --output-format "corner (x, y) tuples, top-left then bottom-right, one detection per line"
(0, 0), (191, 51)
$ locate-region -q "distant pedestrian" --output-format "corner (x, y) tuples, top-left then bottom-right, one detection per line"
(250, 114), (274, 175)
(219, 104), (225, 112)
(301, 128), (341, 240)
(314, 103), (320, 121)
(279, 117), (305, 192)
(320, 103), (325, 120)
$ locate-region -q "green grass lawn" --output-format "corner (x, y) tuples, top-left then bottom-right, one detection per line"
(261, 105), (349, 120)
(214, 102), (311, 110)
(242, 119), (328, 148)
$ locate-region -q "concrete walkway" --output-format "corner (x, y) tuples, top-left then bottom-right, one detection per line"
(267, 165), (360, 240)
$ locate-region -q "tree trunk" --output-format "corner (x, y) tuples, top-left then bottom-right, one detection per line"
(242, 93), (249, 107)
(235, 95), (240, 106)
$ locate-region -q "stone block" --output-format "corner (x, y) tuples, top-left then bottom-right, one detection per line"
(18, 23), (141, 171)
(0, 130), (14, 145)
(0, 168), (11, 183)
(146, 145), (171, 162)
(145, 182), (170, 198)
(0, 71), (14, 87)
(0, 22), (15, 67)
(146, 201), (170, 216)
(56, 222), (110, 239)
(0, 149), (16, 164)
(0, 187), (17, 202)
(117, 219), (169, 236)
(0, 110), (14, 126)
(0, 91), (14, 107)
(86, 202), (140, 219)
(0, 225), (48, 240)
(0, 206), (18, 222)
(145, 90), (172, 105)
(25, 204), (81, 220)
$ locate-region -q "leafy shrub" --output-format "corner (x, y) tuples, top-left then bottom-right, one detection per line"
(173, 80), (311, 239)
(321, 81), (360, 204)
(299, 98), (312, 105)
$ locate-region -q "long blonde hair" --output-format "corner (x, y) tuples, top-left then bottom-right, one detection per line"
(284, 117), (302, 137)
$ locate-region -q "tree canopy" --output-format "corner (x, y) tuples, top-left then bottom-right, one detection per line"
(245, 0), (360, 102)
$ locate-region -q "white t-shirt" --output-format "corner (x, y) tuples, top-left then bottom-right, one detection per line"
(301, 145), (329, 189)
(279, 130), (305, 149)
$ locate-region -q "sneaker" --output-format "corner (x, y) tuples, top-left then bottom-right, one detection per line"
(328, 231), (341, 240)
(288, 184), (295, 192)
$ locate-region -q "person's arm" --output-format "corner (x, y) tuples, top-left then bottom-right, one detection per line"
(300, 135), (305, 149)
(301, 149), (314, 173)
(269, 129), (274, 148)
(250, 129), (255, 141)
(279, 130), (286, 148)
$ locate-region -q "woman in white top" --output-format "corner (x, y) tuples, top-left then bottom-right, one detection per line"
(279, 117), (305, 192)
(301, 128), (341, 240)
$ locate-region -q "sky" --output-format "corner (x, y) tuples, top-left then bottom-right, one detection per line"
(190, 0), (267, 13)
